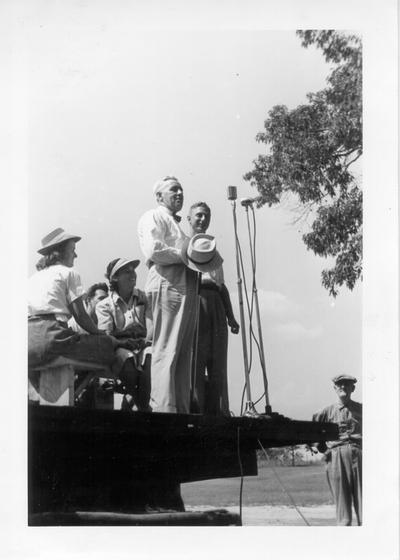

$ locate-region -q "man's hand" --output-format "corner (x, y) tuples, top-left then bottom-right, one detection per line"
(228, 317), (240, 334)
(308, 445), (320, 455)
(307, 442), (327, 454)
(109, 335), (121, 350)
(116, 337), (142, 351)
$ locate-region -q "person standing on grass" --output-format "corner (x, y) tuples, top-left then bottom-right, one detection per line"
(311, 374), (362, 526)
(187, 202), (239, 416)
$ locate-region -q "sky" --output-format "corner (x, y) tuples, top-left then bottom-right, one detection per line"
(24, 10), (363, 420)
(2, 0), (398, 558)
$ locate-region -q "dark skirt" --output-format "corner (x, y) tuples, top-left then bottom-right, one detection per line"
(28, 317), (115, 369)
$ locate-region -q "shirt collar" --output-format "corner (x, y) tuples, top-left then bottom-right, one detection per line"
(157, 204), (181, 222)
(111, 288), (140, 305)
(337, 399), (353, 411)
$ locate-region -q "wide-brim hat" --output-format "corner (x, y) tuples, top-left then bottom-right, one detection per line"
(38, 227), (81, 255)
(181, 233), (223, 273)
(332, 375), (357, 385)
(109, 258), (140, 280)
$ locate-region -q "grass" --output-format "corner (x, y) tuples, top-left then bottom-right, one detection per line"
(182, 463), (333, 508)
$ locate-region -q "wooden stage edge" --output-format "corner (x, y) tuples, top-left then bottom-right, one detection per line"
(28, 405), (338, 525)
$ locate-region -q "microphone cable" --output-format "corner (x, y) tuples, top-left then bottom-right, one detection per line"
(237, 427), (244, 525)
(257, 439), (310, 526)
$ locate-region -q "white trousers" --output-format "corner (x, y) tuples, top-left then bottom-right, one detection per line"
(146, 264), (196, 413)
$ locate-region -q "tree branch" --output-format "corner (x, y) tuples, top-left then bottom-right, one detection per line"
(335, 149), (358, 158)
(344, 152), (362, 169)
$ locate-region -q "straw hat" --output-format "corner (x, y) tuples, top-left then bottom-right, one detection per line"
(181, 234), (223, 273)
(38, 228), (81, 255)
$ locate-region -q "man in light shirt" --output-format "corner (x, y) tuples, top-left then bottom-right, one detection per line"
(187, 202), (239, 415)
(137, 176), (197, 413)
(312, 374), (362, 525)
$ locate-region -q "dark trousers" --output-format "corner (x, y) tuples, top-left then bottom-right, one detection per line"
(28, 317), (114, 368)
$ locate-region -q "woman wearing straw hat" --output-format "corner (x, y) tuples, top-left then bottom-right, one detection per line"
(28, 228), (116, 371)
(96, 258), (152, 412)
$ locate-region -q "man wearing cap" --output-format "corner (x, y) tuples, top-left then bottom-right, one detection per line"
(137, 176), (198, 413)
(187, 201), (239, 415)
(312, 375), (362, 525)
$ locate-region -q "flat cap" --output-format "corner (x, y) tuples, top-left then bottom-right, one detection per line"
(332, 374), (357, 384)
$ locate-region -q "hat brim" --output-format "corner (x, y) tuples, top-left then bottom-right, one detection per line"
(332, 376), (357, 384)
(181, 238), (223, 273)
(110, 259), (140, 279)
(38, 235), (82, 255)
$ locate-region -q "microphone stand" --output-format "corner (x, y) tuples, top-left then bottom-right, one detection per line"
(230, 197), (258, 417)
(243, 202), (272, 416)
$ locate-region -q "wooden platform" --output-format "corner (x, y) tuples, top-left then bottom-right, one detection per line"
(28, 405), (337, 524)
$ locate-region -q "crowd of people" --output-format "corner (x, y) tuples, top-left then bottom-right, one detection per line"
(27, 175), (362, 525)
(28, 175), (239, 416)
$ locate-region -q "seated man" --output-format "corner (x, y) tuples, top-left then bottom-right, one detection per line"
(67, 282), (114, 408)
(69, 282), (109, 334)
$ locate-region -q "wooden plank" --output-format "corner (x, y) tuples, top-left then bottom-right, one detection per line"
(29, 405), (338, 445)
(29, 509), (242, 526)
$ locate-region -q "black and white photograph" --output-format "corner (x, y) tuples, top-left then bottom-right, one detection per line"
(1, 0), (398, 558)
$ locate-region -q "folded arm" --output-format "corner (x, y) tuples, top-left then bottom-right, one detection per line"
(69, 296), (104, 335)
(139, 212), (184, 265)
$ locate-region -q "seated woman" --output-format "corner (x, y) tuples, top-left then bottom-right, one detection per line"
(96, 258), (152, 412)
(28, 228), (117, 379)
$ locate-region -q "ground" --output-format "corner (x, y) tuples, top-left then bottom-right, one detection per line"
(181, 463), (358, 526)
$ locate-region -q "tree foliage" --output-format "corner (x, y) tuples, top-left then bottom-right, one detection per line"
(257, 445), (319, 466)
(244, 31), (362, 296)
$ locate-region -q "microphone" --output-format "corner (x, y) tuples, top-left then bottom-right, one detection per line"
(240, 197), (256, 207)
(227, 186), (238, 201)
